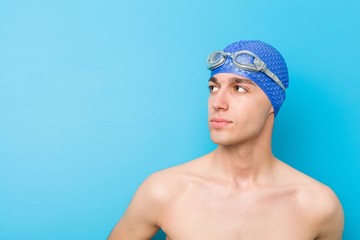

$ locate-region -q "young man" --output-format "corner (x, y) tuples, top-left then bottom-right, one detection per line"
(108, 40), (344, 240)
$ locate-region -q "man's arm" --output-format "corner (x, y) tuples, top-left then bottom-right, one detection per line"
(107, 173), (169, 240)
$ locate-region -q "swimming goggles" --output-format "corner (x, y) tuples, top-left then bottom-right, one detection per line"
(207, 50), (286, 91)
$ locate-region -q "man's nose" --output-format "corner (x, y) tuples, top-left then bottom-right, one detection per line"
(211, 90), (229, 111)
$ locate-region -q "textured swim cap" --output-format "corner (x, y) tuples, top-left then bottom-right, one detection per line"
(209, 40), (289, 116)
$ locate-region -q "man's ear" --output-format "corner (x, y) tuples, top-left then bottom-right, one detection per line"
(269, 106), (274, 115)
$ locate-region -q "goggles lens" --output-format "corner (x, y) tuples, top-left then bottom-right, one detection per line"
(207, 51), (226, 69)
(234, 52), (254, 65)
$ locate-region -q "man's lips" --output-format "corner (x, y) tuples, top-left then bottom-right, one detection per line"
(209, 118), (233, 128)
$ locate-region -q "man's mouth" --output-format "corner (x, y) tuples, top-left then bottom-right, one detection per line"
(209, 118), (232, 128)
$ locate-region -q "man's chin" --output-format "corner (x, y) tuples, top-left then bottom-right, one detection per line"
(210, 135), (236, 146)
(210, 131), (251, 146)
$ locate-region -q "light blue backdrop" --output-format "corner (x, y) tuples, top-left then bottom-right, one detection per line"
(1, 0), (359, 239)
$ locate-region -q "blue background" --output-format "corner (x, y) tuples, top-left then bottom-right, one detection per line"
(1, 0), (359, 239)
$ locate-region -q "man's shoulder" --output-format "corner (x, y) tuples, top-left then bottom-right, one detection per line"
(294, 177), (344, 238)
(300, 180), (342, 220)
(278, 160), (341, 211)
(277, 161), (344, 233)
(275, 160), (344, 237)
(295, 178), (342, 218)
(139, 154), (210, 203)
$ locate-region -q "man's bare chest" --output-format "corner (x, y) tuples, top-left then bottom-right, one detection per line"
(161, 187), (316, 240)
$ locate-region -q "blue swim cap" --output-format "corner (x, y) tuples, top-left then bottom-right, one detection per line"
(209, 40), (289, 116)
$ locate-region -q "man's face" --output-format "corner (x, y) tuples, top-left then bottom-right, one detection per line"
(208, 73), (274, 146)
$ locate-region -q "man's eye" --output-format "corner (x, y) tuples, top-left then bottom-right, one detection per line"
(209, 85), (219, 93)
(235, 86), (247, 93)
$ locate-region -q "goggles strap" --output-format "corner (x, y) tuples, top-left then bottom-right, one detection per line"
(263, 68), (286, 92)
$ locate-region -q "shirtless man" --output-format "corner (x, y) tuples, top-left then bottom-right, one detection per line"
(108, 40), (344, 240)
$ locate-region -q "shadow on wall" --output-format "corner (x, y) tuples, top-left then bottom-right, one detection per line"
(152, 230), (166, 240)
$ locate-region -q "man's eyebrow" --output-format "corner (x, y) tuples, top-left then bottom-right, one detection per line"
(229, 76), (255, 85)
(208, 76), (218, 83)
(208, 76), (255, 85)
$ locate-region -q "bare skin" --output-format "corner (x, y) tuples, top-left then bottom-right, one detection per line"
(108, 73), (344, 240)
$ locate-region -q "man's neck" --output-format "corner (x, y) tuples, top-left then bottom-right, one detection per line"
(210, 139), (276, 189)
